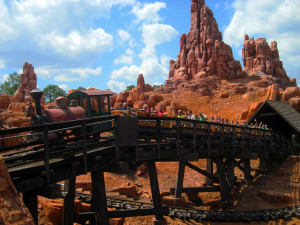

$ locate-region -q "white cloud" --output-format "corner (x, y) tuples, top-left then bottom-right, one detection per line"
(0, 74), (9, 83)
(43, 28), (113, 55)
(118, 29), (131, 41)
(114, 48), (134, 64)
(114, 55), (133, 65)
(142, 23), (178, 48)
(107, 80), (126, 93)
(111, 22), (177, 84)
(0, 60), (5, 69)
(59, 84), (70, 92)
(131, 2), (166, 23)
(126, 48), (134, 55)
(111, 65), (142, 81)
(36, 66), (102, 82)
(224, 0), (300, 79)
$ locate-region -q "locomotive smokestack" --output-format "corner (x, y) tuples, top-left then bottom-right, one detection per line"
(30, 89), (43, 116)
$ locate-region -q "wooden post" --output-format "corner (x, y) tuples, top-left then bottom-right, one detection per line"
(156, 118), (161, 159)
(81, 120), (88, 174)
(23, 190), (38, 224)
(206, 159), (213, 183)
(243, 159), (252, 182)
(175, 161), (185, 198)
(226, 158), (235, 189)
(44, 124), (50, 184)
(215, 158), (229, 201)
(62, 177), (76, 225)
(91, 170), (109, 225)
(147, 161), (164, 221)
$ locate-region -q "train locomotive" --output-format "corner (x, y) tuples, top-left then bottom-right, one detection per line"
(25, 89), (114, 143)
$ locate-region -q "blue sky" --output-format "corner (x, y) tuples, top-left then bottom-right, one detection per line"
(0, 0), (299, 93)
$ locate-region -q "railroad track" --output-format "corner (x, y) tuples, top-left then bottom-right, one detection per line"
(75, 192), (300, 222)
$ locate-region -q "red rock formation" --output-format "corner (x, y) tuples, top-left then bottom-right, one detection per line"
(0, 94), (12, 109)
(13, 62), (38, 102)
(168, 0), (242, 81)
(242, 34), (295, 88)
(0, 157), (35, 225)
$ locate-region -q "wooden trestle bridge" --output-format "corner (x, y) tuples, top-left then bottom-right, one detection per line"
(0, 115), (293, 224)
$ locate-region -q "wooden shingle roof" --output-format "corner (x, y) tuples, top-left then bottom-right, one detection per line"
(248, 100), (300, 134)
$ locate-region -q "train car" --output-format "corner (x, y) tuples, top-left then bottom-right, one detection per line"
(67, 89), (114, 118)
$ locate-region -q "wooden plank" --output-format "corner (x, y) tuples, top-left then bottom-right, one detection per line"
(63, 177), (76, 225)
(23, 190), (38, 224)
(185, 162), (218, 182)
(116, 117), (138, 146)
(206, 159), (213, 183)
(43, 125), (50, 183)
(147, 161), (164, 221)
(91, 170), (109, 225)
(156, 118), (161, 159)
(226, 158), (235, 189)
(215, 158), (229, 201)
(175, 161), (185, 198)
(193, 121), (197, 152)
(81, 120), (88, 174)
(170, 186), (220, 194)
(176, 118), (180, 156)
(243, 159), (252, 182)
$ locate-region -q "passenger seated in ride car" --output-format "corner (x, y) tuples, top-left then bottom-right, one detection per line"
(186, 110), (192, 119)
(157, 104), (166, 117)
(177, 110), (185, 118)
(191, 113), (197, 120)
(123, 102), (129, 110)
(199, 113), (207, 121)
(143, 104), (151, 116)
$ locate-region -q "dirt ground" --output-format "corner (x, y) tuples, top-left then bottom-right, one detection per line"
(67, 156), (300, 225)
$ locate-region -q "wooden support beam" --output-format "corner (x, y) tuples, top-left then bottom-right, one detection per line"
(206, 159), (213, 183)
(91, 170), (109, 225)
(215, 158), (229, 201)
(63, 177), (76, 225)
(175, 161), (185, 198)
(185, 162), (218, 182)
(226, 158), (235, 189)
(243, 159), (252, 182)
(23, 190), (38, 224)
(147, 161), (165, 221)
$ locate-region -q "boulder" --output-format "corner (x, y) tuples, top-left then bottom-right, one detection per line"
(0, 94), (11, 109)
(282, 87), (300, 101)
(219, 92), (229, 98)
(289, 97), (300, 113)
(161, 196), (186, 208)
(257, 190), (292, 203)
(0, 157), (35, 225)
(265, 84), (279, 101)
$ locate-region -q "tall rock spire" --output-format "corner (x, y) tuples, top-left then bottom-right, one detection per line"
(169, 0), (242, 81)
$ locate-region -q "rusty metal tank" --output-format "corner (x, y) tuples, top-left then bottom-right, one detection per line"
(43, 97), (86, 123)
